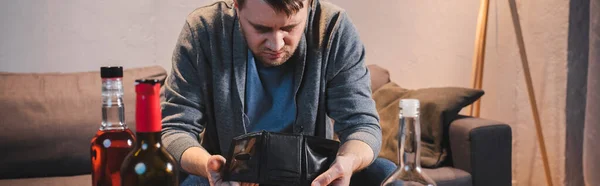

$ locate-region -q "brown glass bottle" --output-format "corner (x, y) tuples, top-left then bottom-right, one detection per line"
(120, 79), (179, 186)
(91, 66), (136, 186)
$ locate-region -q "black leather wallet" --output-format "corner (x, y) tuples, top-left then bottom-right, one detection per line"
(222, 131), (340, 186)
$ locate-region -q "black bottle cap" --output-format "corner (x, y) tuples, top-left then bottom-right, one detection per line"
(101, 66), (123, 78)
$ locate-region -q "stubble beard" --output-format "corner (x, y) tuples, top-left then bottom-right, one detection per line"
(253, 46), (294, 67)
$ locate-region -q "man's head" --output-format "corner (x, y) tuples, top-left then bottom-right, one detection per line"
(235, 0), (308, 67)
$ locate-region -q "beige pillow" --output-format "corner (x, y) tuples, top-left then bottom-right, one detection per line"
(373, 82), (484, 168)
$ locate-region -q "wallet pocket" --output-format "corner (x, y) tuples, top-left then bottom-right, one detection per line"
(304, 135), (340, 183)
(262, 132), (303, 185)
(223, 132), (263, 182)
(223, 131), (340, 185)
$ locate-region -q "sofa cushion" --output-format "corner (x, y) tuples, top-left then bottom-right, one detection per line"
(367, 64), (390, 92)
(0, 66), (167, 179)
(373, 82), (483, 168)
(423, 167), (472, 186)
(0, 174), (91, 186)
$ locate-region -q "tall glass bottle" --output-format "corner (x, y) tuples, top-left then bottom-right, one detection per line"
(91, 66), (136, 186)
(121, 79), (179, 186)
(381, 99), (436, 186)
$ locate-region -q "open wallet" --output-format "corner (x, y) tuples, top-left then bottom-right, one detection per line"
(222, 131), (340, 186)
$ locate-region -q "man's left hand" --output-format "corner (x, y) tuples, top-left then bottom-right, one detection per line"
(311, 155), (358, 186)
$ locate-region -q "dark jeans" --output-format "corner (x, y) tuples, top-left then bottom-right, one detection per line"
(181, 157), (397, 186)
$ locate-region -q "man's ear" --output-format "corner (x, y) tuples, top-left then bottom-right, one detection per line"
(233, 0), (239, 8)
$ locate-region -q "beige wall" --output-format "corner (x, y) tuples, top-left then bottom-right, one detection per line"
(484, 0), (568, 185)
(0, 0), (570, 185)
(0, 0), (216, 73)
(329, 0), (479, 89)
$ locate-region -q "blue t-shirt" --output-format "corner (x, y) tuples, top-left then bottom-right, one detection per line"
(244, 50), (296, 133)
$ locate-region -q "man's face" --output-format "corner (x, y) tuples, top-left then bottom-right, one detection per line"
(236, 0), (308, 67)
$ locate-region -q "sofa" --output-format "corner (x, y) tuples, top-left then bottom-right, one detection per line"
(0, 65), (511, 186)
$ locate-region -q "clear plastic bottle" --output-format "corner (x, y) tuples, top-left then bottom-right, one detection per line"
(381, 99), (436, 186)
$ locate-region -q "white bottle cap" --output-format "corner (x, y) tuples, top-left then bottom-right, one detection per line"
(400, 99), (420, 117)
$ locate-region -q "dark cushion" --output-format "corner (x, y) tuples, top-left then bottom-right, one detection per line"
(373, 82), (484, 168)
(423, 167), (472, 186)
(367, 64), (390, 92)
(0, 174), (91, 186)
(0, 66), (167, 179)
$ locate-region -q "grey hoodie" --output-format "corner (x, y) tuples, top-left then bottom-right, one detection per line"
(160, 0), (382, 166)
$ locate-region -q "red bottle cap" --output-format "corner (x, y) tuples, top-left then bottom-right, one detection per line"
(135, 79), (162, 133)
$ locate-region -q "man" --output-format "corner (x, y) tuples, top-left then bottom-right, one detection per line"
(161, 0), (396, 185)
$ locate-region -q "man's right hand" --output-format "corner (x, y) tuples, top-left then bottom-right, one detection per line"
(206, 155), (258, 186)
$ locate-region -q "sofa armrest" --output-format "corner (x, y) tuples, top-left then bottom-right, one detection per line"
(449, 116), (512, 186)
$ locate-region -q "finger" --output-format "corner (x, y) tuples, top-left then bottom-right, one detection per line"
(241, 182), (259, 186)
(330, 168), (352, 186)
(207, 155), (226, 173)
(312, 166), (343, 186)
(330, 177), (350, 186)
(207, 155), (227, 184)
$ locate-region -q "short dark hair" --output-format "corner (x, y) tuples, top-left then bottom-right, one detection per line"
(237, 0), (305, 16)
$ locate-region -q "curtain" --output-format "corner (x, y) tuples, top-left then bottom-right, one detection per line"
(584, 0), (600, 185)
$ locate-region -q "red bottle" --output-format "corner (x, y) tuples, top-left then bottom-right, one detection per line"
(91, 66), (136, 186)
(120, 79), (179, 186)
